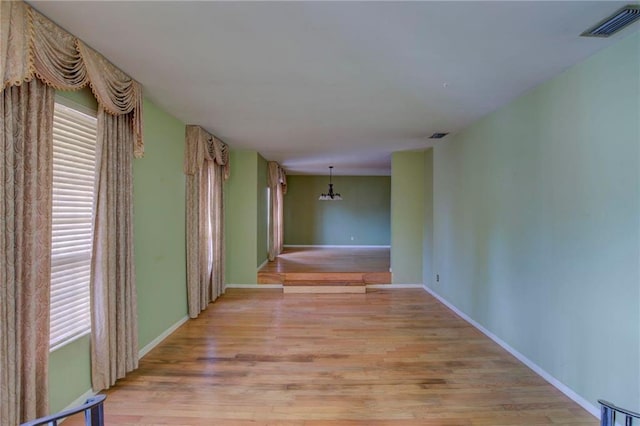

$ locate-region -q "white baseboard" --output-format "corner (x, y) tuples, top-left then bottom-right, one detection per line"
(366, 284), (422, 289)
(224, 284), (424, 290)
(257, 259), (269, 270)
(62, 388), (96, 414)
(284, 244), (391, 249)
(60, 315), (189, 417)
(225, 283), (283, 289)
(138, 315), (189, 359)
(422, 285), (599, 420)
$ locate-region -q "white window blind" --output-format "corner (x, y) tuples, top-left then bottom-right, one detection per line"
(50, 101), (97, 351)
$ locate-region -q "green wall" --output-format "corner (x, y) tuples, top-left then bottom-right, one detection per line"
(133, 100), (187, 348)
(49, 91), (188, 412)
(391, 151), (425, 284)
(225, 150), (259, 284)
(422, 149), (434, 287)
(429, 33), (639, 411)
(224, 150), (272, 283)
(284, 175), (391, 246)
(256, 155), (269, 266)
(48, 335), (91, 412)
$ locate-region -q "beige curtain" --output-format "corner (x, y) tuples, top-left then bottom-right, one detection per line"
(184, 126), (229, 318)
(2, 0), (144, 395)
(90, 109), (138, 391)
(0, 79), (54, 424)
(1, 0), (144, 157)
(267, 162), (287, 261)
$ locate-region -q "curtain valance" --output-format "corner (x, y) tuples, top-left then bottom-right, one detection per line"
(1, 1), (144, 157)
(267, 162), (287, 194)
(184, 125), (230, 180)
(184, 125), (226, 318)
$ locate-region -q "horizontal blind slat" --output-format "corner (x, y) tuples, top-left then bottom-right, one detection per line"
(49, 101), (96, 350)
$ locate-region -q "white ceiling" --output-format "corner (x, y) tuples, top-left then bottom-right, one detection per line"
(29, 1), (639, 175)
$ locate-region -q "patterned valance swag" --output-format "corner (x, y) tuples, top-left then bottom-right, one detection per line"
(1, 0), (144, 156)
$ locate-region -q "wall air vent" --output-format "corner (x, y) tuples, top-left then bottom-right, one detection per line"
(581, 5), (640, 37)
(429, 132), (449, 139)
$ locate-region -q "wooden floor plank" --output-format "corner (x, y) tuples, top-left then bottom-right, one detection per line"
(63, 289), (596, 425)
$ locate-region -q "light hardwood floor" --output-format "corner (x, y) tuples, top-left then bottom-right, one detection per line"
(259, 247), (391, 274)
(65, 289), (596, 425)
(257, 247), (392, 287)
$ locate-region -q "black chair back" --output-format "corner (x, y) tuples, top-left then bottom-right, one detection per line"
(599, 399), (640, 426)
(20, 394), (106, 426)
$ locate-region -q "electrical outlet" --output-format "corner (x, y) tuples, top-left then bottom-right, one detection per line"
(436, 274), (440, 283)
(350, 236), (355, 241)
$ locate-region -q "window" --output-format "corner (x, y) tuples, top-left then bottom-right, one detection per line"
(49, 99), (97, 351)
(266, 187), (271, 252)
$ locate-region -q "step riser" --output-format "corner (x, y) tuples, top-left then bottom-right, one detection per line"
(283, 286), (367, 294)
(285, 272), (364, 281)
(284, 282), (364, 286)
(258, 271), (392, 285)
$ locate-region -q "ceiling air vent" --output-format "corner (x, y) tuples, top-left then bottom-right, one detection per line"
(429, 132), (449, 139)
(581, 5), (640, 37)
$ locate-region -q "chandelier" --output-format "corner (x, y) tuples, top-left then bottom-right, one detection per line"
(318, 166), (342, 201)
